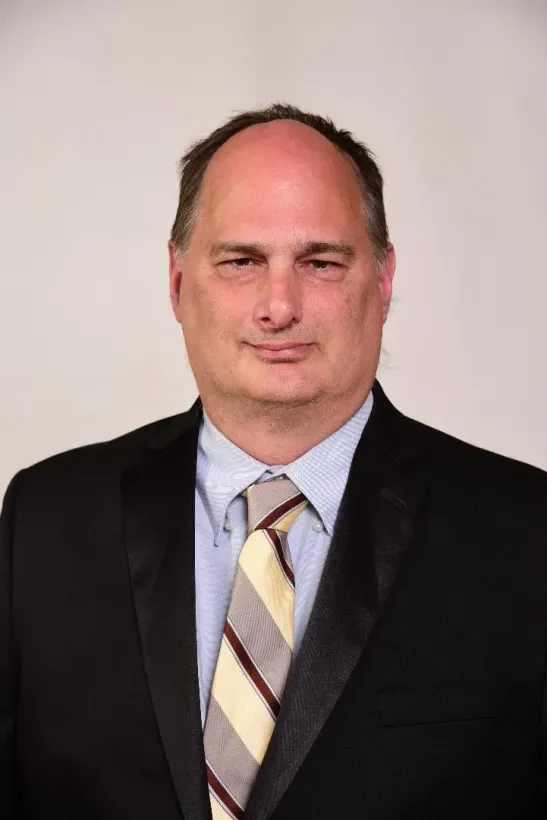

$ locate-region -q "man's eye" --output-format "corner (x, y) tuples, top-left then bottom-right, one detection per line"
(307, 260), (338, 270)
(223, 258), (254, 268)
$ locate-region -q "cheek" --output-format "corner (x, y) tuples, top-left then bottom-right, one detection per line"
(351, 284), (382, 332)
(181, 278), (249, 344)
(315, 282), (380, 349)
(180, 276), (218, 328)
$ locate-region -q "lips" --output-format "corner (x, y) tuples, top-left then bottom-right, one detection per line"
(253, 342), (309, 351)
(249, 342), (312, 361)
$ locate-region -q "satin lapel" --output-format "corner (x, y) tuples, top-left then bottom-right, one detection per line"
(121, 407), (211, 820)
(246, 385), (428, 820)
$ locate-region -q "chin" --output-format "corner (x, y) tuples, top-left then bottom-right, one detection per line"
(218, 360), (327, 406)
(241, 380), (322, 407)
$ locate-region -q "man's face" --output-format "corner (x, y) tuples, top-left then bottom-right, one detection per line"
(169, 120), (394, 414)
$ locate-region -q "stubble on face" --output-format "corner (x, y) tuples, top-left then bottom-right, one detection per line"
(172, 119), (392, 433)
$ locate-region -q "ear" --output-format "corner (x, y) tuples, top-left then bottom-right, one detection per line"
(378, 243), (396, 324)
(168, 240), (183, 323)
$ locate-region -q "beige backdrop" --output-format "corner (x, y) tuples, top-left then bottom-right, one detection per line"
(1, 0), (546, 496)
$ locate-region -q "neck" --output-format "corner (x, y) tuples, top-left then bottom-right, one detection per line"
(202, 390), (371, 465)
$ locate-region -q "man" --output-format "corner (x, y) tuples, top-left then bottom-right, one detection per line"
(1, 103), (547, 820)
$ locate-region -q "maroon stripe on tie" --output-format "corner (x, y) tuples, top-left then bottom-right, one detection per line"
(207, 761), (244, 820)
(224, 620), (281, 719)
(255, 492), (306, 532)
(265, 529), (295, 589)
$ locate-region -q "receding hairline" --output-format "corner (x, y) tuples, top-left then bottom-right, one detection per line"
(201, 118), (367, 191)
(206, 117), (351, 159)
(189, 119), (376, 247)
(170, 103), (389, 266)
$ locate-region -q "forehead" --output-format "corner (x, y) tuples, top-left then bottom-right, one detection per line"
(196, 120), (365, 238)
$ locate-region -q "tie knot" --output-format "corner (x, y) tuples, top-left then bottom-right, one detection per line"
(245, 476), (307, 535)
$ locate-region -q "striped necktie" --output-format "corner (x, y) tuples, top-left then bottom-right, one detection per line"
(203, 476), (307, 820)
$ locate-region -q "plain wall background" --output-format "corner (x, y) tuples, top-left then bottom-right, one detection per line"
(1, 0), (546, 496)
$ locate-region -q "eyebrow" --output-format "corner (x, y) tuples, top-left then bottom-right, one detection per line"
(301, 241), (356, 260)
(209, 240), (357, 261)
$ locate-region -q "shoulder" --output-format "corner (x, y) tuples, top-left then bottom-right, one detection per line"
(410, 414), (545, 488)
(3, 403), (201, 509)
(371, 382), (547, 512)
(395, 411), (547, 526)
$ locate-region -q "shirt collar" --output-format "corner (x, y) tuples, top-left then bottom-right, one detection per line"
(196, 392), (373, 540)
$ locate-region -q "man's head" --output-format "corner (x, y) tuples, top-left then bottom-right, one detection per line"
(168, 103), (395, 425)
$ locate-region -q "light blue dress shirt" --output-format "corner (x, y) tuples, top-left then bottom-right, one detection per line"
(194, 392), (374, 724)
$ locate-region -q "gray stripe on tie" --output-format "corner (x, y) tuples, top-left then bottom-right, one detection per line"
(227, 568), (293, 700)
(246, 477), (299, 533)
(204, 696), (260, 809)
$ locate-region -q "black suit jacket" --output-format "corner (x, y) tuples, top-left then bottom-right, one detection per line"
(2, 382), (547, 819)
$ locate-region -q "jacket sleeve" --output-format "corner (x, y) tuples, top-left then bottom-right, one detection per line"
(0, 474), (21, 817)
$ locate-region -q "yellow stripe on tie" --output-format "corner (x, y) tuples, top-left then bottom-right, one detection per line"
(212, 636), (276, 764)
(210, 794), (234, 820)
(275, 500), (308, 532)
(238, 532), (294, 648)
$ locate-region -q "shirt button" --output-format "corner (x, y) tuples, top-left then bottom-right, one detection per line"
(312, 521), (323, 533)
(224, 520), (232, 532)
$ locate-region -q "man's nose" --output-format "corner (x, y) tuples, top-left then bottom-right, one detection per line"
(252, 268), (303, 330)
